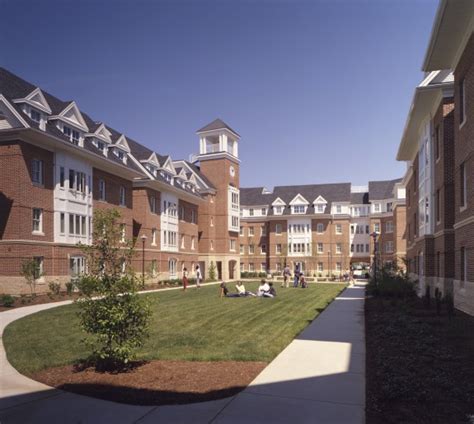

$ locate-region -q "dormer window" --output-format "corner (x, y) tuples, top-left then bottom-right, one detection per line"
(335, 205), (342, 214)
(146, 164), (157, 176)
(292, 205), (306, 214)
(316, 204), (325, 213)
(63, 125), (81, 146)
(30, 108), (41, 123)
(112, 148), (127, 164)
(274, 206), (283, 215)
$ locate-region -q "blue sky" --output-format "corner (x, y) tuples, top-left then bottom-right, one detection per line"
(1, 0), (438, 188)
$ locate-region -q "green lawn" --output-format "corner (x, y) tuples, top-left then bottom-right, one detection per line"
(4, 282), (345, 374)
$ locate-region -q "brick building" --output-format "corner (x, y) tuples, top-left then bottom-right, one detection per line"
(397, 0), (474, 315)
(239, 180), (406, 277)
(0, 67), (406, 294)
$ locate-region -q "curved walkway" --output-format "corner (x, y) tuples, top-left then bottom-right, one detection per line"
(0, 283), (365, 423)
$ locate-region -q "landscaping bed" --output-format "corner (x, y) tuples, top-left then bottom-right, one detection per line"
(31, 360), (266, 405)
(366, 295), (474, 423)
(0, 281), (203, 311)
(0, 292), (81, 312)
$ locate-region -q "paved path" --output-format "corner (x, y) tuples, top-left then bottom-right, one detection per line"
(0, 283), (365, 423)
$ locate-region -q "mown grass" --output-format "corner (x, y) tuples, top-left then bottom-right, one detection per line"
(4, 282), (344, 374)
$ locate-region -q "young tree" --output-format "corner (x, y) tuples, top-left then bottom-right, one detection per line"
(76, 209), (151, 370)
(208, 261), (217, 281)
(20, 258), (42, 296)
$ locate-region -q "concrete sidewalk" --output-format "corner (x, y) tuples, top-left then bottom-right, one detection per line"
(211, 284), (366, 423)
(0, 284), (365, 423)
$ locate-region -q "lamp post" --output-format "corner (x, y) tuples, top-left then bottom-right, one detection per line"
(141, 234), (147, 285)
(328, 251), (332, 279)
(370, 231), (379, 285)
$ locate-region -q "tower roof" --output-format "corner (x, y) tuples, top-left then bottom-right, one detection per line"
(197, 118), (240, 137)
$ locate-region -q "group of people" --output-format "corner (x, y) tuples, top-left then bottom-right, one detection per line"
(281, 264), (308, 289)
(220, 280), (277, 298)
(181, 265), (203, 291)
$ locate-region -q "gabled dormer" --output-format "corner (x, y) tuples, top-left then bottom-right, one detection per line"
(158, 158), (176, 185)
(176, 167), (188, 180)
(87, 123), (112, 156)
(50, 101), (88, 146)
(110, 134), (130, 164)
(140, 152), (160, 177)
(160, 156), (176, 176)
(289, 194), (309, 214)
(187, 173), (198, 192)
(272, 197), (286, 215)
(13, 88), (51, 130)
(313, 195), (328, 213)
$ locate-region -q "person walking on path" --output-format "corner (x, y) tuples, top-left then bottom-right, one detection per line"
(293, 263), (301, 288)
(182, 267), (189, 291)
(195, 265), (203, 288)
(282, 264), (291, 288)
(349, 269), (355, 287)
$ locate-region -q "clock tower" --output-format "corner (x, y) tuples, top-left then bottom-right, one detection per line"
(195, 119), (240, 281)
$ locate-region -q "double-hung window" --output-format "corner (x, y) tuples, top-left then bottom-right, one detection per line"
(119, 186), (126, 206)
(31, 159), (44, 185)
(32, 208), (43, 233)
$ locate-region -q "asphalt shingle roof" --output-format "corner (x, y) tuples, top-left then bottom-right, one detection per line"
(0, 67), (210, 196)
(350, 192), (369, 205)
(197, 118), (240, 137)
(368, 179), (402, 200)
(241, 183), (352, 215)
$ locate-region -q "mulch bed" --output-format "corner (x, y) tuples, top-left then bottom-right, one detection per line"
(0, 283), (187, 312)
(0, 293), (81, 312)
(31, 360), (267, 405)
(366, 296), (474, 424)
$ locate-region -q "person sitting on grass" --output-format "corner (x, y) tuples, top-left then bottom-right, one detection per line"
(300, 273), (307, 288)
(268, 282), (277, 297)
(220, 281), (240, 298)
(257, 279), (275, 298)
(236, 281), (256, 297)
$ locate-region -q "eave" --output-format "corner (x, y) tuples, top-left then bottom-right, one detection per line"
(0, 127), (144, 180)
(133, 178), (205, 205)
(422, 0), (474, 71)
(396, 82), (453, 162)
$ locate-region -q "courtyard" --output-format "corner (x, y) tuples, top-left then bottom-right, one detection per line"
(2, 282), (345, 404)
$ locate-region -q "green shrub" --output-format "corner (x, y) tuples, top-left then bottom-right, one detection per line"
(48, 281), (61, 297)
(240, 272), (259, 279)
(367, 269), (416, 299)
(0, 294), (15, 307)
(208, 261), (217, 281)
(65, 281), (74, 296)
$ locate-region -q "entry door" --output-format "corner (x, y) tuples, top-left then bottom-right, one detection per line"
(216, 261), (222, 280)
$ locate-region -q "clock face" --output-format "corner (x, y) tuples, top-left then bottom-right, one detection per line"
(229, 166), (235, 177)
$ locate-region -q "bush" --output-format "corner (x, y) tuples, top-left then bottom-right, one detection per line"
(0, 294), (15, 307)
(48, 281), (61, 297)
(65, 281), (74, 296)
(208, 261), (217, 281)
(240, 272), (258, 279)
(367, 268), (416, 299)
